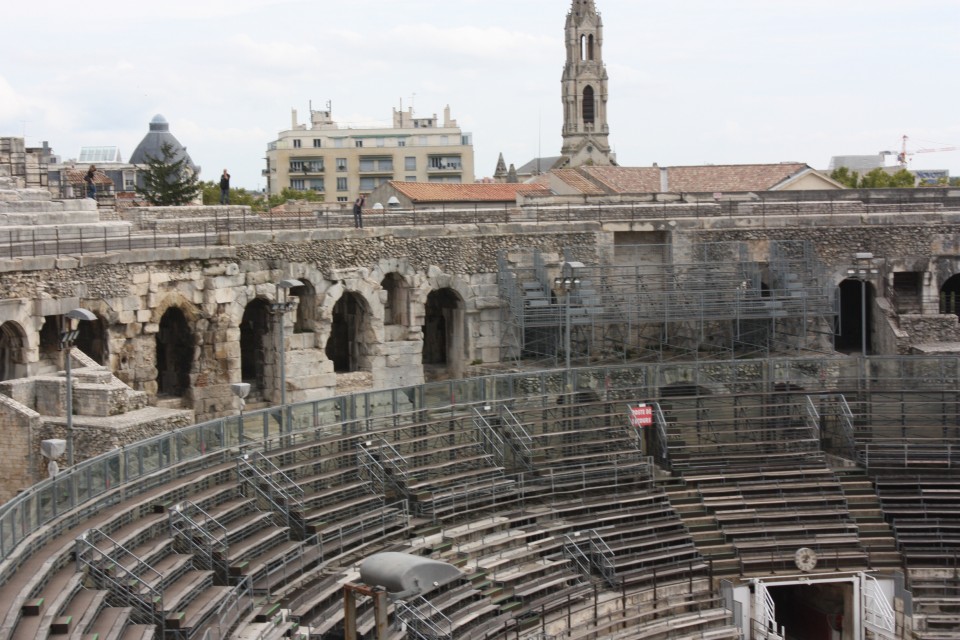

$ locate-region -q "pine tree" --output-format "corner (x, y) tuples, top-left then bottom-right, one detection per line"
(135, 142), (201, 206)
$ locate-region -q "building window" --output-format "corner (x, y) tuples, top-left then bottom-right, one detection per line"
(582, 85), (595, 125)
(429, 155), (462, 170)
(406, 176), (416, 181)
(293, 139), (301, 148)
(312, 139), (322, 148)
(355, 140), (363, 148)
(360, 157), (393, 172)
(123, 170), (135, 190)
(290, 160), (304, 172)
(461, 134), (472, 145)
(334, 138), (344, 148)
(405, 157), (416, 171)
(398, 139), (406, 147)
(337, 196), (348, 203)
(359, 176), (389, 191)
(336, 158), (347, 171)
(337, 177), (348, 191)
(291, 179), (305, 190)
(309, 178), (324, 192)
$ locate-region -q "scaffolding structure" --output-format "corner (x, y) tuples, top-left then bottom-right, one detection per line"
(499, 240), (837, 366)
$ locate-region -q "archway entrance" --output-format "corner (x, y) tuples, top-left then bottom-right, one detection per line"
(156, 307), (194, 398)
(326, 292), (369, 373)
(0, 321), (27, 381)
(240, 299), (271, 397)
(836, 279), (873, 353)
(422, 288), (464, 380)
(75, 315), (107, 364)
(940, 274), (960, 318)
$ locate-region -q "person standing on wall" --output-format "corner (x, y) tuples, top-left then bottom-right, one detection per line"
(219, 169), (230, 205)
(353, 194), (365, 229)
(84, 165), (97, 200)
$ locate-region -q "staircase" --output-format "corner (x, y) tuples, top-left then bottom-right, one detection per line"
(659, 475), (739, 581)
(834, 467), (903, 571)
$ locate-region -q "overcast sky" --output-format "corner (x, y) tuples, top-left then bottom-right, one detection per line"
(3, 0), (958, 189)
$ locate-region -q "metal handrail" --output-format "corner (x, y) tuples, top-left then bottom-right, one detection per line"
(5, 354), (960, 568)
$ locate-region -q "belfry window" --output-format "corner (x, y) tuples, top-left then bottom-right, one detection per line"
(582, 86), (595, 125)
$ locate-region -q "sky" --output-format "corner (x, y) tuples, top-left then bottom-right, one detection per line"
(2, 0), (958, 190)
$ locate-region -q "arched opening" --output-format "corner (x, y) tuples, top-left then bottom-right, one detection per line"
(0, 321), (27, 381)
(382, 273), (409, 337)
(587, 34), (595, 60)
(290, 279), (317, 333)
(326, 292), (370, 373)
(836, 279), (873, 353)
(940, 274), (960, 319)
(156, 307), (194, 398)
(579, 34), (587, 61)
(422, 288), (464, 379)
(240, 298), (271, 397)
(582, 86), (595, 126)
(75, 314), (107, 364)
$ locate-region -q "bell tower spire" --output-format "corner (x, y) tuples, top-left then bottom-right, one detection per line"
(561, 0), (615, 167)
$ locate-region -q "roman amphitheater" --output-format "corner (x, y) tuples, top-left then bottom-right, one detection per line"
(2, 175), (960, 639)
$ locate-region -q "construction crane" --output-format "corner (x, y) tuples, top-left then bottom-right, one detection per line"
(885, 135), (959, 168)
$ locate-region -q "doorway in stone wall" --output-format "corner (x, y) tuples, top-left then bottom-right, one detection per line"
(74, 314), (107, 365)
(326, 292), (370, 373)
(156, 307), (194, 399)
(422, 288), (464, 381)
(240, 298), (271, 399)
(0, 321), (27, 381)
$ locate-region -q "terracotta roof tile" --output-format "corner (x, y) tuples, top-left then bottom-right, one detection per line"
(664, 163), (810, 192)
(579, 167), (662, 193)
(65, 168), (113, 186)
(389, 181), (551, 203)
(550, 169), (607, 195)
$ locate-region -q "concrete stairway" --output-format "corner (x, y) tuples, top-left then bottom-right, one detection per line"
(659, 474), (740, 581)
(834, 466), (904, 571)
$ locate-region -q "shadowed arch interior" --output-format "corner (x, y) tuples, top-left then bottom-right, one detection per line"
(0, 321), (26, 382)
(422, 288), (464, 372)
(240, 298), (271, 395)
(156, 307), (194, 398)
(326, 292), (370, 373)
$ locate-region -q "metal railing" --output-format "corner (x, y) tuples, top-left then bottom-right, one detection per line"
(4, 355), (960, 575)
(3, 193), (960, 260)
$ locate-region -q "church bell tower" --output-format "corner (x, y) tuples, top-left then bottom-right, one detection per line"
(560, 0), (615, 167)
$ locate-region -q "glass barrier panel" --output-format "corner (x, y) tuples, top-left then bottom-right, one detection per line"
(223, 416), (242, 448)
(53, 478), (72, 516)
(124, 446), (143, 480)
(36, 484), (55, 524)
(106, 455), (122, 490)
(177, 428), (202, 461)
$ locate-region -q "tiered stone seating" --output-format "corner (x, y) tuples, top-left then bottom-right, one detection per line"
(876, 476), (960, 564)
(683, 466), (868, 574)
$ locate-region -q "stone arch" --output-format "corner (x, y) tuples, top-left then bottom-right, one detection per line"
(156, 307), (194, 398)
(940, 273), (960, 318)
(290, 279), (318, 334)
(422, 288), (465, 379)
(582, 85), (595, 125)
(325, 291), (374, 373)
(75, 314), (108, 365)
(240, 298), (271, 397)
(836, 278), (874, 354)
(0, 321), (27, 381)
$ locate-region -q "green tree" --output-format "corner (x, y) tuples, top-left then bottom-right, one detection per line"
(135, 142), (201, 206)
(830, 167), (860, 188)
(950, 177), (960, 187)
(859, 167), (916, 188)
(200, 181), (262, 208)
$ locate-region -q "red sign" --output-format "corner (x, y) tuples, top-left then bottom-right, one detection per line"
(629, 404), (653, 428)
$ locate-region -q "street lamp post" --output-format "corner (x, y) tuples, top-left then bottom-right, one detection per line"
(271, 279), (303, 430)
(59, 308), (96, 466)
(847, 252), (879, 356)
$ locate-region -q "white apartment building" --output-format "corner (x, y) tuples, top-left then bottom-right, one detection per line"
(264, 104), (475, 203)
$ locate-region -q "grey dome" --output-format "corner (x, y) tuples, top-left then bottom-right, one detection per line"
(129, 114), (197, 172)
